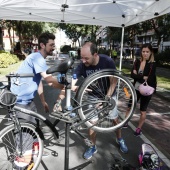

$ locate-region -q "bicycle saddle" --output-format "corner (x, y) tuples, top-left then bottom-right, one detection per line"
(46, 58), (74, 74)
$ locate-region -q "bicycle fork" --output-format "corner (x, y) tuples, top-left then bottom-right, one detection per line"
(11, 114), (24, 155)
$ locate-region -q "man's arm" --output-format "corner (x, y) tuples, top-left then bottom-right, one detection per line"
(107, 77), (118, 97)
(41, 72), (64, 89)
(38, 80), (49, 113)
(71, 78), (78, 91)
(41, 71), (65, 101)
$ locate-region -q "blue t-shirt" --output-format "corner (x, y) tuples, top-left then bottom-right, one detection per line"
(74, 54), (116, 97)
(10, 52), (48, 104)
(74, 54), (116, 78)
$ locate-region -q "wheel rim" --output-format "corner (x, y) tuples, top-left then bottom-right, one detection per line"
(0, 123), (43, 170)
(77, 73), (136, 132)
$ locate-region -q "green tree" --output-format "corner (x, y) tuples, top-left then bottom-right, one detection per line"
(1, 20), (57, 50)
(57, 24), (101, 47)
(104, 27), (122, 48)
(125, 24), (142, 59)
(0, 20), (5, 46)
(150, 14), (170, 50)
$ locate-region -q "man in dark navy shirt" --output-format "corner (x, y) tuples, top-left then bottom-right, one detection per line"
(73, 42), (128, 160)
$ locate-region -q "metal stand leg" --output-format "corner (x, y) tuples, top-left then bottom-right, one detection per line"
(64, 123), (93, 170)
(64, 122), (70, 170)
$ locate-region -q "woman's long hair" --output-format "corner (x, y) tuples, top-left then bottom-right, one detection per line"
(140, 43), (154, 63)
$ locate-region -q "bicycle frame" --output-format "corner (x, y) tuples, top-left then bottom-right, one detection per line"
(0, 58), (136, 170)
(1, 61), (96, 170)
(13, 105), (59, 139)
(9, 111), (24, 155)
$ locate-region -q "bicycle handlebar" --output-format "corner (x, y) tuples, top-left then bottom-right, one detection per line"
(6, 73), (34, 78)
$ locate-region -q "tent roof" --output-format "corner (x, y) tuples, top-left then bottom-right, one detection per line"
(0, 0), (170, 27)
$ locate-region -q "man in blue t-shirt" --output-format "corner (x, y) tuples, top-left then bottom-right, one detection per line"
(11, 32), (65, 124)
(73, 42), (128, 159)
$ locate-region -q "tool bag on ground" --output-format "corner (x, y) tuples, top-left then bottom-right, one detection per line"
(138, 143), (162, 170)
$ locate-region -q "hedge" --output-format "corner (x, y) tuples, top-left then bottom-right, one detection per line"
(0, 51), (19, 68)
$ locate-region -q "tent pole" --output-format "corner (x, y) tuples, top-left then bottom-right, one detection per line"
(119, 26), (125, 71)
(117, 26), (125, 102)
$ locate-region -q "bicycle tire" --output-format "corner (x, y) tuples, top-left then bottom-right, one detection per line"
(75, 69), (137, 133)
(0, 122), (43, 170)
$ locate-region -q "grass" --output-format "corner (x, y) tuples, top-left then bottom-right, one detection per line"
(0, 61), (23, 78)
(157, 76), (170, 90)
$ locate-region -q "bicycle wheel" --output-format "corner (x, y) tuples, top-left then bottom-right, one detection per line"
(75, 69), (137, 133)
(0, 122), (43, 170)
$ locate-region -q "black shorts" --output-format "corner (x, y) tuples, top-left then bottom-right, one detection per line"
(128, 90), (152, 111)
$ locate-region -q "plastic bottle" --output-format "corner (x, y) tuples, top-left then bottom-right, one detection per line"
(57, 73), (61, 83)
(73, 73), (77, 80)
(61, 74), (65, 83)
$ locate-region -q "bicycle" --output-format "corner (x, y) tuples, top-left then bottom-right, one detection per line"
(0, 58), (137, 170)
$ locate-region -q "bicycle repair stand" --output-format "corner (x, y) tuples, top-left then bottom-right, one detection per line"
(64, 83), (93, 170)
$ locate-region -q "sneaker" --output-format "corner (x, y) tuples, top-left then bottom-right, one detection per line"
(134, 128), (142, 137)
(121, 123), (128, 129)
(116, 138), (128, 153)
(83, 145), (97, 160)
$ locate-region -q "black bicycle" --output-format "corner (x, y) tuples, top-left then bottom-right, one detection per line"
(0, 58), (136, 170)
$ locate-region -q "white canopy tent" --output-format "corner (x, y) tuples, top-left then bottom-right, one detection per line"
(1, 0), (170, 69)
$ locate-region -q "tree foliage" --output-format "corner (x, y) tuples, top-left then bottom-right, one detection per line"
(57, 23), (101, 47)
(1, 20), (57, 49)
(104, 27), (122, 47)
(150, 14), (170, 48)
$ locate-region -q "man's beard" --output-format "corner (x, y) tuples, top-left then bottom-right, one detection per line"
(46, 50), (53, 56)
(84, 63), (90, 67)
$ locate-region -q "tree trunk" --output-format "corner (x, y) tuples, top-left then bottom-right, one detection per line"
(0, 27), (3, 45)
(8, 27), (13, 48)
